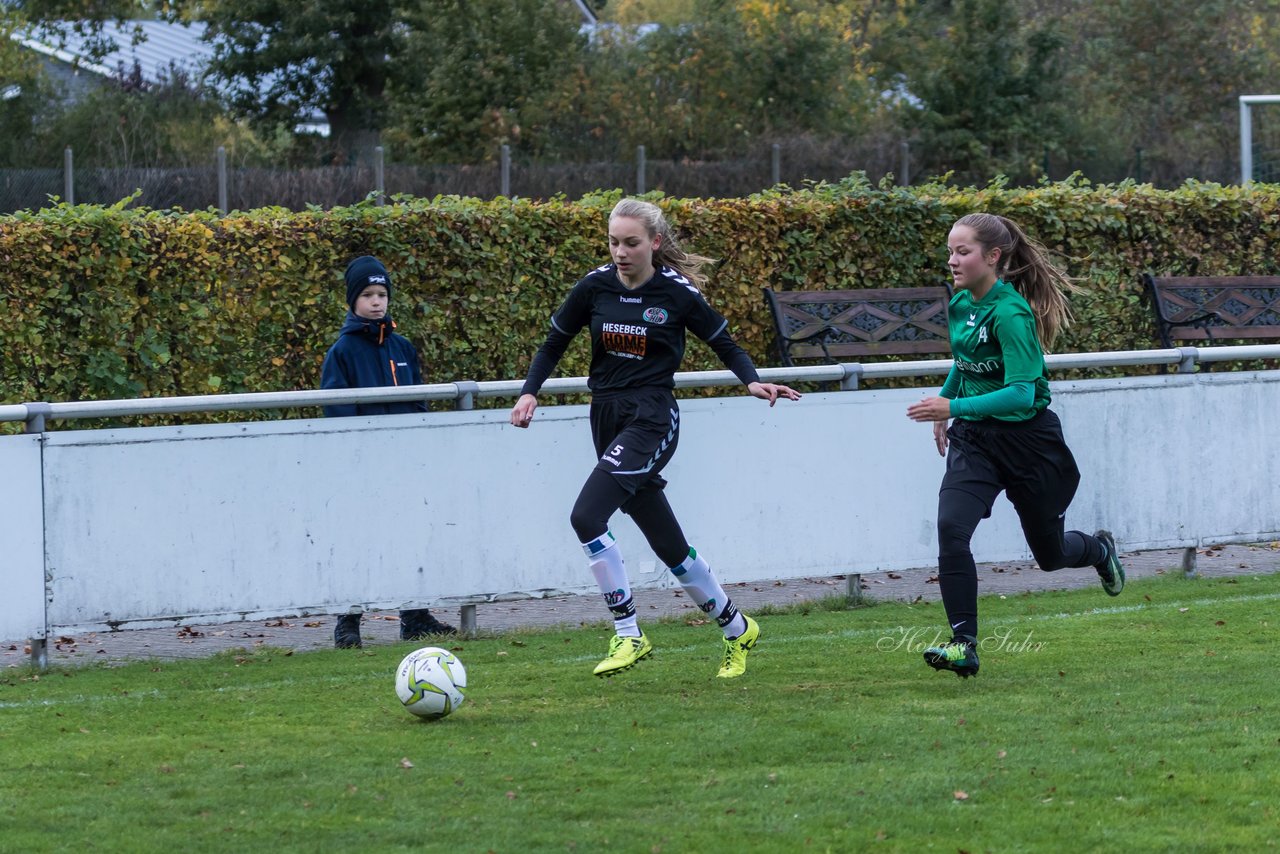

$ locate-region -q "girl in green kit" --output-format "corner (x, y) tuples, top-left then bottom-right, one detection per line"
(906, 213), (1124, 678)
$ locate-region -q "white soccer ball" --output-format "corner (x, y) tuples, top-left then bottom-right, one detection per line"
(394, 646), (467, 720)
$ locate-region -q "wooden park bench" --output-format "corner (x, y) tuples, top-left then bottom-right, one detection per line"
(1143, 274), (1280, 348)
(762, 284), (953, 367)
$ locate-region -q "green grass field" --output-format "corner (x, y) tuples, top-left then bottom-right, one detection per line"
(3, 573), (1278, 852)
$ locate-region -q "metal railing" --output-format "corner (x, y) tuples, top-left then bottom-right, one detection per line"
(3, 345), (1278, 433)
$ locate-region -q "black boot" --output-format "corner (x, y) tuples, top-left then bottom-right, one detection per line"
(334, 614), (363, 649)
(399, 608), (457, 640)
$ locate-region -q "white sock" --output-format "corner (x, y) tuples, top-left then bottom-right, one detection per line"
(670, 547), (745, 638)
(583, 531), (640, 638)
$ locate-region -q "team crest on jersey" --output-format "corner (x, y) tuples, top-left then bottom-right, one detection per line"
(643, 307), (669, 324)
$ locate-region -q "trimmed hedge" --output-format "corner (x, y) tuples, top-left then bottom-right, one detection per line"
(1, 179), (1278, 420)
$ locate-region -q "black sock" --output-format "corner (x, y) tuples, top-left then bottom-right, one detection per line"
(938, 553), (978, 641)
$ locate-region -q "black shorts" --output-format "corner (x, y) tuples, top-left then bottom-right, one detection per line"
(589, 387), (680, 496)
(941, 408), (1081, 522)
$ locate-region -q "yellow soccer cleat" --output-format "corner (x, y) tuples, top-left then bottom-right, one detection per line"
(716, 615), (760, 679)
(593, 632), (653, 677)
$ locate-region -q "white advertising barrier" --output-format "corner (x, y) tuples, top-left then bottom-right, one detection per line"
(0, 435), (46, 640)
(4, 369), (1279, 637)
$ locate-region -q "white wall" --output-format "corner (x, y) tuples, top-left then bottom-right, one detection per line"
(3, 370), (1278, 638)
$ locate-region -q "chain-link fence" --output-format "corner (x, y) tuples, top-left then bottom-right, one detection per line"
(0, 136), (912, 213)
(2, 132), (1214, 214)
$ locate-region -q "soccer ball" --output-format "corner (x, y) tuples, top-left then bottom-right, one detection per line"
(394, 646), (467, 719)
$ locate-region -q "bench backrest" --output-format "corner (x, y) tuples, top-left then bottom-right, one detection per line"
(1143, 274), (1280, 347)
(763, 286), (952, 365)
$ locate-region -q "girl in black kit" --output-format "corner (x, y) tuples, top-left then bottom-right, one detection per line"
(510, 199), (800, 679)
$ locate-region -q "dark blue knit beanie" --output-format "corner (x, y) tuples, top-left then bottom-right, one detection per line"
(344, 256), (391, 309)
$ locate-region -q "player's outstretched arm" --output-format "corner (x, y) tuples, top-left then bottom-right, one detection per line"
(510, 393), (539, 428)
(747, 381), (801, 406)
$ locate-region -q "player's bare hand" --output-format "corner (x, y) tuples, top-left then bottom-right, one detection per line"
(932, 420), (949, 457)
(510, 393), (538, 428)
(747, 381), (802, 406)
(907, 396), (952, 422)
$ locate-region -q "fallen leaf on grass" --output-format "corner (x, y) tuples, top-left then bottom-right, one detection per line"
(953, 790), (969, 801)
(399, 758), (414, 769)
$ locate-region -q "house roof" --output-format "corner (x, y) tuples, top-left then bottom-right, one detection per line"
(11, 18), (214, 83)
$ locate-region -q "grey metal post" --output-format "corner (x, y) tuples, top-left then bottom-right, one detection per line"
(636, 145), (646, 194)
(24, 402), (51, 434)
(900, 140), (910, 186)
(500, 144), (511, 197)
(30, 637), (48, 670)
(374, 145), (385, 205)
(771, 143), (781, 186)
(1181, 546), (1198, 578)
(63, 146), (74, 205)
(217, 146), (228, 214)
(454, 381), (479, 411)
(846, 573), (864, 604)
(459, 605), (477, 637)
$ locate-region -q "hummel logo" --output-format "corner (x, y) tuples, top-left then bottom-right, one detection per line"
(966, 312), (977, 327)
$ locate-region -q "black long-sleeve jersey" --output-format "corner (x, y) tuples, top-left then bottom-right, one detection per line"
(520, 263), (760, 398)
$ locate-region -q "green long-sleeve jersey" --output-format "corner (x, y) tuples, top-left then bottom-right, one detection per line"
(939, 279), (1050, 422)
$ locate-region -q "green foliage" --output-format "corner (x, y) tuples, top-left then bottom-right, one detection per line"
(543, 1), (857, 161)
(21, 66), (271, 169)
(191, 0), (404, 161)
(383, 0), (585, 162)
(1, 180), (1278, 415)
(881, 0), (1067, 184)
(12, 0), (1279, 186)
(2, 575), (1278, 849)
(1054, 0), (1279, 185)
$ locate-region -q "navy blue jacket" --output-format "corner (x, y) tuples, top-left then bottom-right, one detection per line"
(320, 313), (428, 417)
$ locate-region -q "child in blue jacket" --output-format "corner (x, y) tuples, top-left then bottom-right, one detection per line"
(321, 255), (456, 647)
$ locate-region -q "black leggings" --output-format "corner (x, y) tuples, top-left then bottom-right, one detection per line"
(936, 411), (1106, 640)
(570, 469), (690, 568)
(938, 488), (1099, 572)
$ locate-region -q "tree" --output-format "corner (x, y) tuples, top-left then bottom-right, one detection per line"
(191, 0), (406, 164)
(1054, 0), (1280, 185)
(1, 5), (63, 167)
(383, 0), (585, 163)
(12, 0), (407, 162)
(876, 0), (1066, 184)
